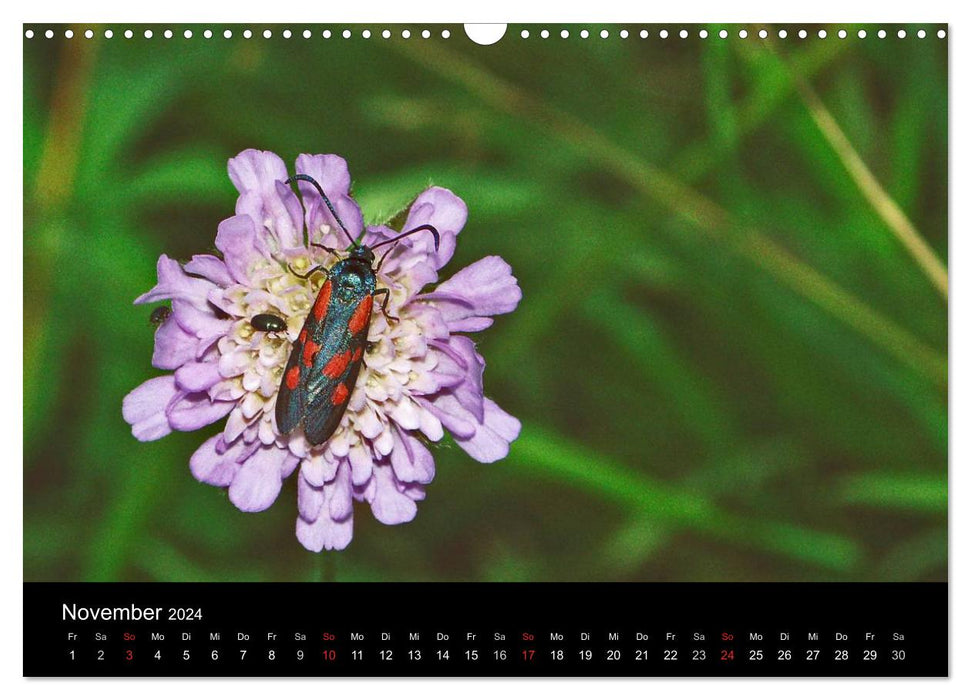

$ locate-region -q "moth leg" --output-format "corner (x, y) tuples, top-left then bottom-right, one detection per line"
(311, 242), (340, 256)
(288, 264), (326, 280)
(373, 288), (398, 323)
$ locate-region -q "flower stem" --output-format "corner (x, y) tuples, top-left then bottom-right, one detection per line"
(310, 553), (338, 582)
(324, 555), (338, 582)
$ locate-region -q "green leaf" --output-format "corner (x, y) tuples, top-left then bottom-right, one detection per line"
(599, 519), (672, 576)
(839, 471), (947, 513)
(581, 289), (735, 450)
(125, 149), (234, 205)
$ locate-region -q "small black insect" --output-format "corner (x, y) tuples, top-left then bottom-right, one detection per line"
(251, 313), (287, 333)
(150, 306), (172, 326)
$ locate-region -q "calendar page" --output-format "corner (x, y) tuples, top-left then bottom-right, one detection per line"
(22, 21), (948, 678)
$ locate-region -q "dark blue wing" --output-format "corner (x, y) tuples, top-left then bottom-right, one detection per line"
(301, 294), (372, 444)
(275, 260), (376, 446)
(275, 278), (333, 437)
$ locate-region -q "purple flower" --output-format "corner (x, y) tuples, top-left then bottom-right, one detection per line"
(123, 150), (522, 551)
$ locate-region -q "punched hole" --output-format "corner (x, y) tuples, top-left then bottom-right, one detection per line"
(464, 24), (506, 45)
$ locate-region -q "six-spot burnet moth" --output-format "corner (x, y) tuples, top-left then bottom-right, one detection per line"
(274, 174), (440, 446)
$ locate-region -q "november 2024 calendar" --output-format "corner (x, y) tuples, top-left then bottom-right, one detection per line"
(22, 21), (948, 678)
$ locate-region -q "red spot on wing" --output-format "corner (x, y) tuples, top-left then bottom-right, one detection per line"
(311, 280), (332, 322)
(301, 339), (321, 368)
(298, 329), (308, 344)
(352, 347), (362, 362)
(348, 296), (373, 335)
(285, 366), (301, 390)
(330, 383), (349, 406)
(322, 350), (352, 379)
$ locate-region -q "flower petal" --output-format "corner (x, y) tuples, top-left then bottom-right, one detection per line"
(294, 154), (364, 244)
(426, 255), (522, 332)
(328, 462), (354, 520)
(402, 187), (467, 270)
(229, 148), (290, 193)
(349, 442), (374, 486)
(455, 398), (522, 463)
(222, 407), (250, 443)
(281, 452), (300, 479)
(389, 397), (422, 431)
(174, 361), (222, 393)
(423, 393), (520, 462)
(419, 394), (477, 439)
(419, 408), (444, 442)
(190, 434), (242, 487)
(228, 149), (304, 249)
(151, 317), (198, 370)
(296, 509), (354, 552)
(122, 376), (178, 441)
(296, 466), (355, 552)
(171, 299), (231, 341)
(183, 254), (235, 287)
(215, 215), (263, 285)
(390, 427), (436, 484)
(368, 466), (418, 525)
(366, 226), (439, 294)
(134, 255), (216, 310)
(297, 470), (325, 521)
(301, 451), (340, 487)
(166, 392), (234, 431)
(431, 336), (484, 422)
(228, 445), (292, 512)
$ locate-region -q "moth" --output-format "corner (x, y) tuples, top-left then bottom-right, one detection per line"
(274, 174), (439, 445)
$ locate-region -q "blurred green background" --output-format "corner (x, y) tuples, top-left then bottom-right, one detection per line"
(24, 24), (947, 583)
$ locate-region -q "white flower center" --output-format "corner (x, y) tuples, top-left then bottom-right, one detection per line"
(211, 245), (441, 460)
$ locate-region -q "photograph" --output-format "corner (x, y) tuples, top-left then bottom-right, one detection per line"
(24, 23), (946, 589)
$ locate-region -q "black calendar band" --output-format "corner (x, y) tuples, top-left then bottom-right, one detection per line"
(24, 582), (947, 677)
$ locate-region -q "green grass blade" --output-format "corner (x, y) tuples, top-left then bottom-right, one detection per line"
(511, 428), (861, 572)
(839, 471), (947, 513)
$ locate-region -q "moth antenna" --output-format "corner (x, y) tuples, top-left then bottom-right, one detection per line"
(370, 224), (441, 253)
(286, 174), (355, 247)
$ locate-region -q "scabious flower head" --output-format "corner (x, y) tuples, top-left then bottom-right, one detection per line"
(123, 149), (522, 551)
